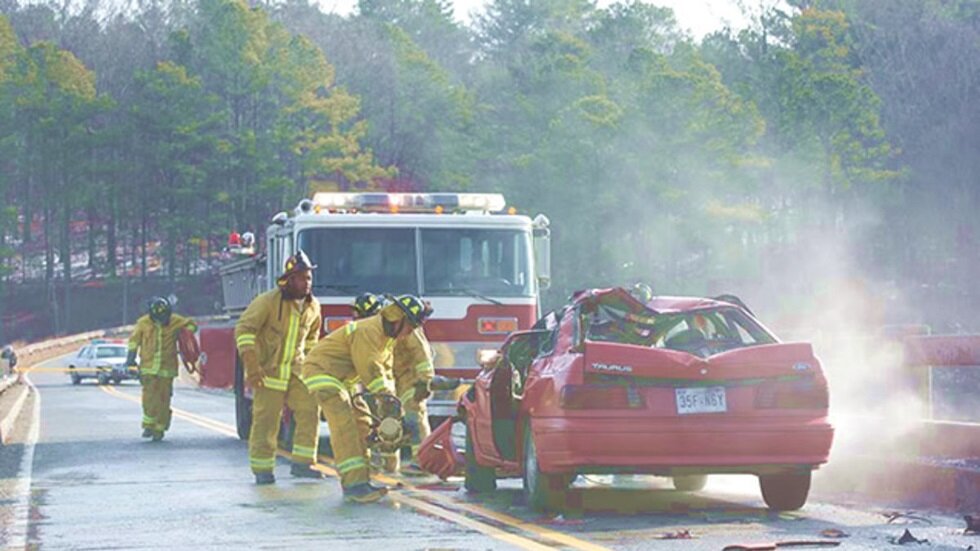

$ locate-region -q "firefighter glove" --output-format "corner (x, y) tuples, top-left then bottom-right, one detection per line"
(125, 350), (138, 368)
(412, 379), (431, 402)
(241, 348), (264, 388)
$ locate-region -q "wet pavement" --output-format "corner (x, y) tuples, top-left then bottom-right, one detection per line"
(3, 354), (976, 550)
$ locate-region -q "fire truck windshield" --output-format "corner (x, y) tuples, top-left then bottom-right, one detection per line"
(299, 228), (418, 296)
(420, 228), (533, 297)
(297, 227), (533, 297)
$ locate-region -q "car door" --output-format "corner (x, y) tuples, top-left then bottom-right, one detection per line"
(471, 330), (553, 467)
(77, 346), (91, 369)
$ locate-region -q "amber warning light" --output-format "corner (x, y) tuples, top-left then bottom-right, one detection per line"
(323, 317), (352, 333)
(478, 317), (519, 335)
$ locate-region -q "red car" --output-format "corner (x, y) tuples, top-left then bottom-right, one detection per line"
(424, 287), (834, 511)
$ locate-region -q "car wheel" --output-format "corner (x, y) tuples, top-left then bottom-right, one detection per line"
(70, 369), (80, 385)
(672, 475), (708, 492)
(464, 425), (496, 493)
(97, 373), (109, 386)
(523, 421), (567, 512)
(759, 471), (811, 511)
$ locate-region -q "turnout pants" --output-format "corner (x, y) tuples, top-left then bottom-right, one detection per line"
(404, 399), (431, 461)
(248, 374), (320, 474)
(141, 375), (174, 433)
(316, 389), (369, 488)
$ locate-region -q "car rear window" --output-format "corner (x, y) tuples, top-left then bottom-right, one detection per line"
(96, 346), (128, 359)
(584, 298), (776, 357)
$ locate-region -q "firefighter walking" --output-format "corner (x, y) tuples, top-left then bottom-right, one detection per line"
(126, 297), (197, 442)
(349, 293), (435, 475)
(235, 251), (324, 484)
(302, 295), (431, 503)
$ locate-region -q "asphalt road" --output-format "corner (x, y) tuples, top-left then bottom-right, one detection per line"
(5, 353), (975, 550)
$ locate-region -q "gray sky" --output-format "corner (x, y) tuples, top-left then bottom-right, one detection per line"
(315, 0), (759, 39)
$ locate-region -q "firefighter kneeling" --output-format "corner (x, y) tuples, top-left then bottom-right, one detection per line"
(349, 294), (437, 475)
(302, 295), (431, 503)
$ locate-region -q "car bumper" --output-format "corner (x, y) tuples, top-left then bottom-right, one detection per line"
(532, 416), (834, 475)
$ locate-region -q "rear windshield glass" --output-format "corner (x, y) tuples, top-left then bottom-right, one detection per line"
(583, 297), (776, 357)
(96, 346), (128, 358)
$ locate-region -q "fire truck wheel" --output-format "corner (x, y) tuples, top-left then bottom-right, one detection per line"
(522, 421), (567, 512)
(234, 353), (252, 441)
(464, 426), (496, 493)
(759, 471), (811, 511)
(278, 414), (295, 451)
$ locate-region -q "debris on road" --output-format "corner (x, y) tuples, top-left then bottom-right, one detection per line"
(653, 529), (693, 540)
(819, 528), (849, 538)
(883, 511), (934, 525)
(722, 540), (842, 550)
(888, 529), (929, 545)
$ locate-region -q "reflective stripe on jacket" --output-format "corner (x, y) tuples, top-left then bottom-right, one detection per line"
(301, 315), (395, 396)
(128, 314), (197, 378)
(393, 327), (434, 402)
(235, 289), (322, 391)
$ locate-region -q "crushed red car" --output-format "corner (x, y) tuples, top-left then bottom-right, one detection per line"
(418, 287), (834, 511)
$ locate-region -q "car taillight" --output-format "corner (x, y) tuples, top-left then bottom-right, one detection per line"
(478, 317), (518, 335)
(560, 384), (645, 410)
(323, 317), (352, 333)
(755, 378), (828, 409)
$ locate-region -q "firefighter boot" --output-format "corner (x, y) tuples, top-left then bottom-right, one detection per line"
(290, 462), (325, 479)
(151, 430), (164, 442)
(381, 452), (400, 474)
(141, 428), (153, 438)
(343, 482), (388, 504)
(255, 472), (276, 485)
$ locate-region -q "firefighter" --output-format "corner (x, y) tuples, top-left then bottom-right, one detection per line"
(301, 295), (430, 503)
(1, 345), (16, 375)
(126, 297), (197, 442)
(349, 294), (436, 475)
(235, 251), (324, 485)
(631, 282), (654, 304)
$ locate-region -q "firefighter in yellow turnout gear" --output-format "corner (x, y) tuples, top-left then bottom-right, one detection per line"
(302, 295), (431, 503)
(126, 297), (197, 442)
(349, 294), (435, 474)
(235, 251), (324, 485)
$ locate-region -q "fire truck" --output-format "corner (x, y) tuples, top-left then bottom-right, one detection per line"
(199, 192), (551, 439)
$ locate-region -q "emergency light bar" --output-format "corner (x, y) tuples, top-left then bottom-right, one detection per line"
(310, 192), (507, 213)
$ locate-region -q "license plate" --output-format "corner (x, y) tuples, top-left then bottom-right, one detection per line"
(675, 386), (727, 415)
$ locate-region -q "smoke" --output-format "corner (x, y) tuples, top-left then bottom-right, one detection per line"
(715, 195), (931, 497)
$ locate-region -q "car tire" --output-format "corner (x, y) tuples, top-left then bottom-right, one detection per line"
(672, 475), (708, 492)
(464, 425), (496, 493)
(97, 373), (109, 386)
(759, 471), (811, 511)
(234, 352), (252, 441)
(70, 369), (80, 385)
(523, 421), (567, 512)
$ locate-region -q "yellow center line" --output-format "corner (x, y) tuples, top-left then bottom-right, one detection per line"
(100, 386), (239, 438)
(100, 385), (559, 550)
(370, 472), (609, 551)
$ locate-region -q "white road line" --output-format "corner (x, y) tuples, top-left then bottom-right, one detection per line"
(6, 375), (40, 551)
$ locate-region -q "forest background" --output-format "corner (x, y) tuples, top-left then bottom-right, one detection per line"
(1, 0), (978, 340)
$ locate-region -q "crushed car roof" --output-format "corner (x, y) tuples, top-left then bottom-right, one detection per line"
(571, 287), (740, 314)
